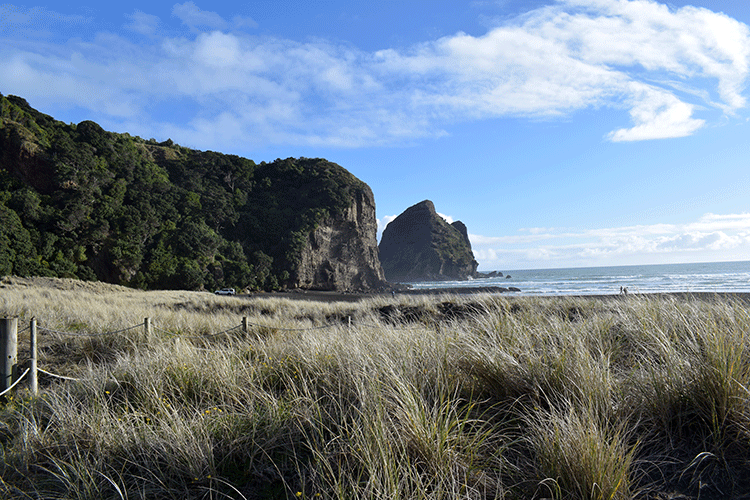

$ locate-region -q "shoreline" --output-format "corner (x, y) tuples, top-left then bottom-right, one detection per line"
(247, 288), (750, 303)
(5, 276), (748, 304)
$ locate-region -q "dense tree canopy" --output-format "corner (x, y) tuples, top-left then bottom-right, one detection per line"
(0, 94), (367, 291)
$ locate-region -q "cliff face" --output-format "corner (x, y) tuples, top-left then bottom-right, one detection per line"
(295, 187), (386, 291)
(0, 93), (386, 292)
(378, 200), (479, 282)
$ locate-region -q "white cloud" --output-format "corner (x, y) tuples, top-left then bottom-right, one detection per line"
(374, 0), (750, 140)
(471, 212), (750, 269)
(0, 0), (748, 147)
(688, 212), (750, 231)
(0, 4), (89, 31)
(126, 10), (160, 36)
(655, 231), (738, 251)
(171, 3), (257, 31)
(193, 31), (242, 67)
(437, 212), (454, 224)
(607, 83), (705, 141)
(172, 2), (228, 31)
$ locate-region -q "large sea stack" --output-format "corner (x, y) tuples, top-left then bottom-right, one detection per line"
(378, 200), (479, 282)
(0, 94), (385, 292)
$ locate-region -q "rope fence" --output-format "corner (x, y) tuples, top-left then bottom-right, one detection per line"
(0, 313), (365, 397)
(153, 323), (245, 340)
(0, 368), (30, 398)
(244, 321), (338, 332)
(39, 323), (145, 338)
(37, 367), (84, 382)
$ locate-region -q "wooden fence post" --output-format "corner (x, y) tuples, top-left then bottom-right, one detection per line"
(144, 318), (152, 338)
(0, 317), (18, 394)
(242, 317), (248, 333)
(30, 318), (38, 396)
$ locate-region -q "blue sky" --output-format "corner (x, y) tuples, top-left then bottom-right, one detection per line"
(2, 0), (750, 271)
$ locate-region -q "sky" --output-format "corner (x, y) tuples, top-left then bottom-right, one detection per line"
(1, 0), (750, 271)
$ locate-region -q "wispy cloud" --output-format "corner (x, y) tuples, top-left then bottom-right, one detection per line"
(126, 11), (161, 36)
(171, 2), (257, 31)
(172, 2), (229, 30)
(0, 0), (748, 148)
(470, 213), (750, 269)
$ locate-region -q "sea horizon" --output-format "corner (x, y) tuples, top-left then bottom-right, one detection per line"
(405, 259), (750, 296)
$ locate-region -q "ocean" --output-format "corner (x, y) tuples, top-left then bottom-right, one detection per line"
(403, 260), (750, 296)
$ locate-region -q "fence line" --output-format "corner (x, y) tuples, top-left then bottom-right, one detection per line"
(37, 317), (350, 339)
(39, 323), (144, 338)
(37, 367), (84, 382)
(0, 314), (365, 395)
(243, 321), (335, 332)
(153, 324), (245, 340)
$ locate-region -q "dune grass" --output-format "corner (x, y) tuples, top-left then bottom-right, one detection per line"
(1, 276), (750, 499)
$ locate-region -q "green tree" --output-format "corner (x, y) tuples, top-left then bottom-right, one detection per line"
(0, 94), (370, 291)
(0, 203), (42, 276)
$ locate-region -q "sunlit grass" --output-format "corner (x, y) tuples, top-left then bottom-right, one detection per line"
(1, 276), (750, 498)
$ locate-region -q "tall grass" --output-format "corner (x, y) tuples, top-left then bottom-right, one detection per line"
(1, 277), (750, 499)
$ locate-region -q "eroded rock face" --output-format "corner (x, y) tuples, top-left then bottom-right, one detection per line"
(378, 200), (479, 282)
(295, 186), (387, 291)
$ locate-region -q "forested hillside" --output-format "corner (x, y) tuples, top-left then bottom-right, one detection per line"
(0, 94), (371, 291)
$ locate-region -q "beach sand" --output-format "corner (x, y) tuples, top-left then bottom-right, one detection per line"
(247, 287), (750, 303)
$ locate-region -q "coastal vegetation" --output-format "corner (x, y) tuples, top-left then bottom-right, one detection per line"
(1, 277), (749, 499)
(0, 94), (369, 291)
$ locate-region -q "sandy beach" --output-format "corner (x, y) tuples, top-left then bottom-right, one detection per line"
(247, 287), (750, 303)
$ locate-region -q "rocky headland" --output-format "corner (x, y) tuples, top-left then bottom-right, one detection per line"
(378, 200), (479, 282)
(295, 186), (387, 292)
(0, 94), (385, 292)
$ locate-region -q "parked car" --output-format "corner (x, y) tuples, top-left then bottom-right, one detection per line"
(215, 288), (236, 295)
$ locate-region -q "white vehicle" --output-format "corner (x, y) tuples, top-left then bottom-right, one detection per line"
(215, 288), (236, 295)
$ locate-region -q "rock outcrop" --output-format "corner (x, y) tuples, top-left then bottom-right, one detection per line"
(295, 186), (387, 291)
(378, 200), (479, 282)
(0, 94), (387, 292)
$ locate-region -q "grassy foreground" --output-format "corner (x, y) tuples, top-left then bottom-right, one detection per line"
(1, 277), (750, 499)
